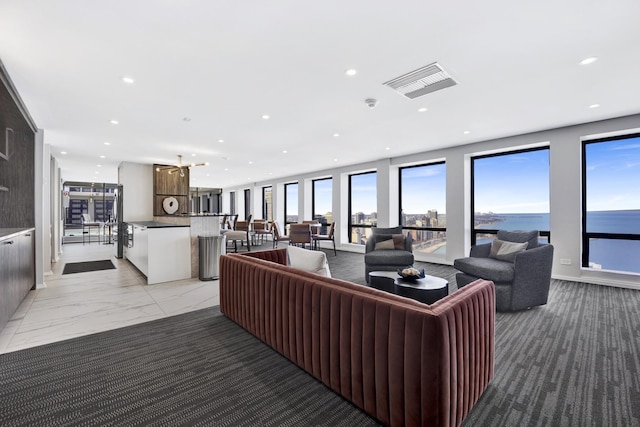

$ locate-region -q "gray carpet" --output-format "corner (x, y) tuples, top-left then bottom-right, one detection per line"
(324, 249), (640, 426)
(0, 305), (380, 427)
(2, 246), (640, 426)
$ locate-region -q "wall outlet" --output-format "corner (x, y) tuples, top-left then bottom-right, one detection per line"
(560, 259), (571, 265)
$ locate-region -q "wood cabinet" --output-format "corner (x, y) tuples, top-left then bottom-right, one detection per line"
(0, 229), (35, 331)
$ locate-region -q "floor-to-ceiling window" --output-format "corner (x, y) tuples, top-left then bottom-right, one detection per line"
(348, 171), (377, 244)
(284, 182), (298, 230)
(471, 147), (550, 245)
(244, 188), (251, 219)
(400, 162), (446, 257)
(582, 133), (640, 274)
(262, 186), (273, 221)
(312, 177), (332, 235)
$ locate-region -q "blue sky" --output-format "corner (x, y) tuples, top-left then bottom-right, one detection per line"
(586, 136), (640, 211)
(285, 183), (298, 215)
(474, 149), (550, 214)
(289, 136), (640, 217)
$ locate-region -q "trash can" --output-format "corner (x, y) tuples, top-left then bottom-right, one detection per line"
(198, 235), (226, 280)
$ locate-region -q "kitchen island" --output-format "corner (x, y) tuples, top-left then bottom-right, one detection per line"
(125, 221), (191, 284)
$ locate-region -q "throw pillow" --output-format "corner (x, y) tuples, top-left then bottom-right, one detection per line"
(374, 238), (395, 250)
(489, 239), (528, 262)
(391, 234), (405, 250)
(287, 245), (332, 277)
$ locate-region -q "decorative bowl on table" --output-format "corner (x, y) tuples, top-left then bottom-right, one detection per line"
(397, 267), (425, 281)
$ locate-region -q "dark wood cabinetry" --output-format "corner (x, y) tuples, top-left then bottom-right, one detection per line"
(0, 229), (35, 331)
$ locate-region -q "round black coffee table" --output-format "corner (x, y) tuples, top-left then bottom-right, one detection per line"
(368, 271), (448, 304)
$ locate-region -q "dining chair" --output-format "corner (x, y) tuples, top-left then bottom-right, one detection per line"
(312, 222), (336, 255)
(289, 223), (312, 249)
(271, 221), (290, 248)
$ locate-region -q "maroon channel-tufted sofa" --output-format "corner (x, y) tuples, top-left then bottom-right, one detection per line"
(219, 248), (495, 427)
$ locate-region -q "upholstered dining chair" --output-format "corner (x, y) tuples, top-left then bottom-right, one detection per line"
(224, 215), (252, 252)
(312, 222), (336, 255)
(252, 219), (270, 244)
(289, 223), (312, 249)
(271, 221), (290, 248)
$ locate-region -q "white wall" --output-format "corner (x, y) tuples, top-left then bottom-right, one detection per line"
(223, 113), (640, 289)
(117, 162), (153, 221)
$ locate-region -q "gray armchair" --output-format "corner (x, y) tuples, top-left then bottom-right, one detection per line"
(364, 226), (414, 283)
(453, 230), (554, 312)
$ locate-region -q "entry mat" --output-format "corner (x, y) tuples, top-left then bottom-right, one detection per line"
(62, 260), (116, 275)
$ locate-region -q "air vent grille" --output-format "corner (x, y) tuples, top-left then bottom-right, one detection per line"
(383, 62), (457, 99)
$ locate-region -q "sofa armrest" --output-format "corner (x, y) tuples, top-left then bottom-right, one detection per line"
(470, 242), (491, 257)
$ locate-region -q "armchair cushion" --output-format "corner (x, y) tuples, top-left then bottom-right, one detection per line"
(374, 238), (395, 250)
(453, 257), (515, 282)
(489, 239), (528, 262)
(497, 229), (539, 249)
(373, 233), (406, 250)
(364, 249), (415, 267)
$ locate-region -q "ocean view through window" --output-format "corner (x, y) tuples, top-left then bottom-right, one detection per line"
(472, 147), (550, 245)
(583, 134), (640, 274)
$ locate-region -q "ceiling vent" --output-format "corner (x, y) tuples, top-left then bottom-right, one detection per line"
(383, 62), (457, 99)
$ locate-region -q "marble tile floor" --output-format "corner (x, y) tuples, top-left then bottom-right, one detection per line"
(0, 242), (219, 354)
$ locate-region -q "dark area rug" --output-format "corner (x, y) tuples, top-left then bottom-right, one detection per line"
(62, 259), (115, 275)
(0, 306), (379, 427)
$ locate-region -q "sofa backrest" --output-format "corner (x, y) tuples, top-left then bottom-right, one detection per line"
(220, 249), (495, 427)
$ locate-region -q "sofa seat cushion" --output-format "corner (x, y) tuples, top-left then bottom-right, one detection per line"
(364, 249), (414, 266)
(453, 256), (515, 282)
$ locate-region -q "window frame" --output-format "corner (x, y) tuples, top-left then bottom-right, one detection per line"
(284, 182), (298, 227)
(470, 146), (551, 245)
(348, 171), (377, 244)
(399, 161), (447, 236)
(312, 177), (332, 233)
(581, 133), (640, 271)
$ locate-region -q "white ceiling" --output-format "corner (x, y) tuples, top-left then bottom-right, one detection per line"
(1, 0), (640, 188)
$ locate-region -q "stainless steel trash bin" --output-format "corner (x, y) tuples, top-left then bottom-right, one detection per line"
(198, 235), (226, 280)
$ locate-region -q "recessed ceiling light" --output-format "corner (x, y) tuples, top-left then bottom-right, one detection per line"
(61, 151), (67, 155)
(385, 147), (391, 151)
(580, 56), (598, 65)
(121, 76), (134, 84)
(333, 133), (340, 137)
(191, 153), (196, 157)
(248, 161), (253, 164)
(206, 173), (210, 177)
(345, 68), (357, 76)
(224, 168), (229, 171)
(282, 150), (288, 154)
(104, 142), (111, 146)
(110, 120), (119, 125)
(333, 158), (338, 162)
(262, 114), (270, 120)
(95, 171), (100, 174)
(218, 139), (224, 143)
(464, 130), (471, 134)
(418, 107), (428, 112)
(589, 103), (600, 108)
(99, 155), (105, 159)
(97, 164), (101, 167)
(268, 172), (273, 175)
